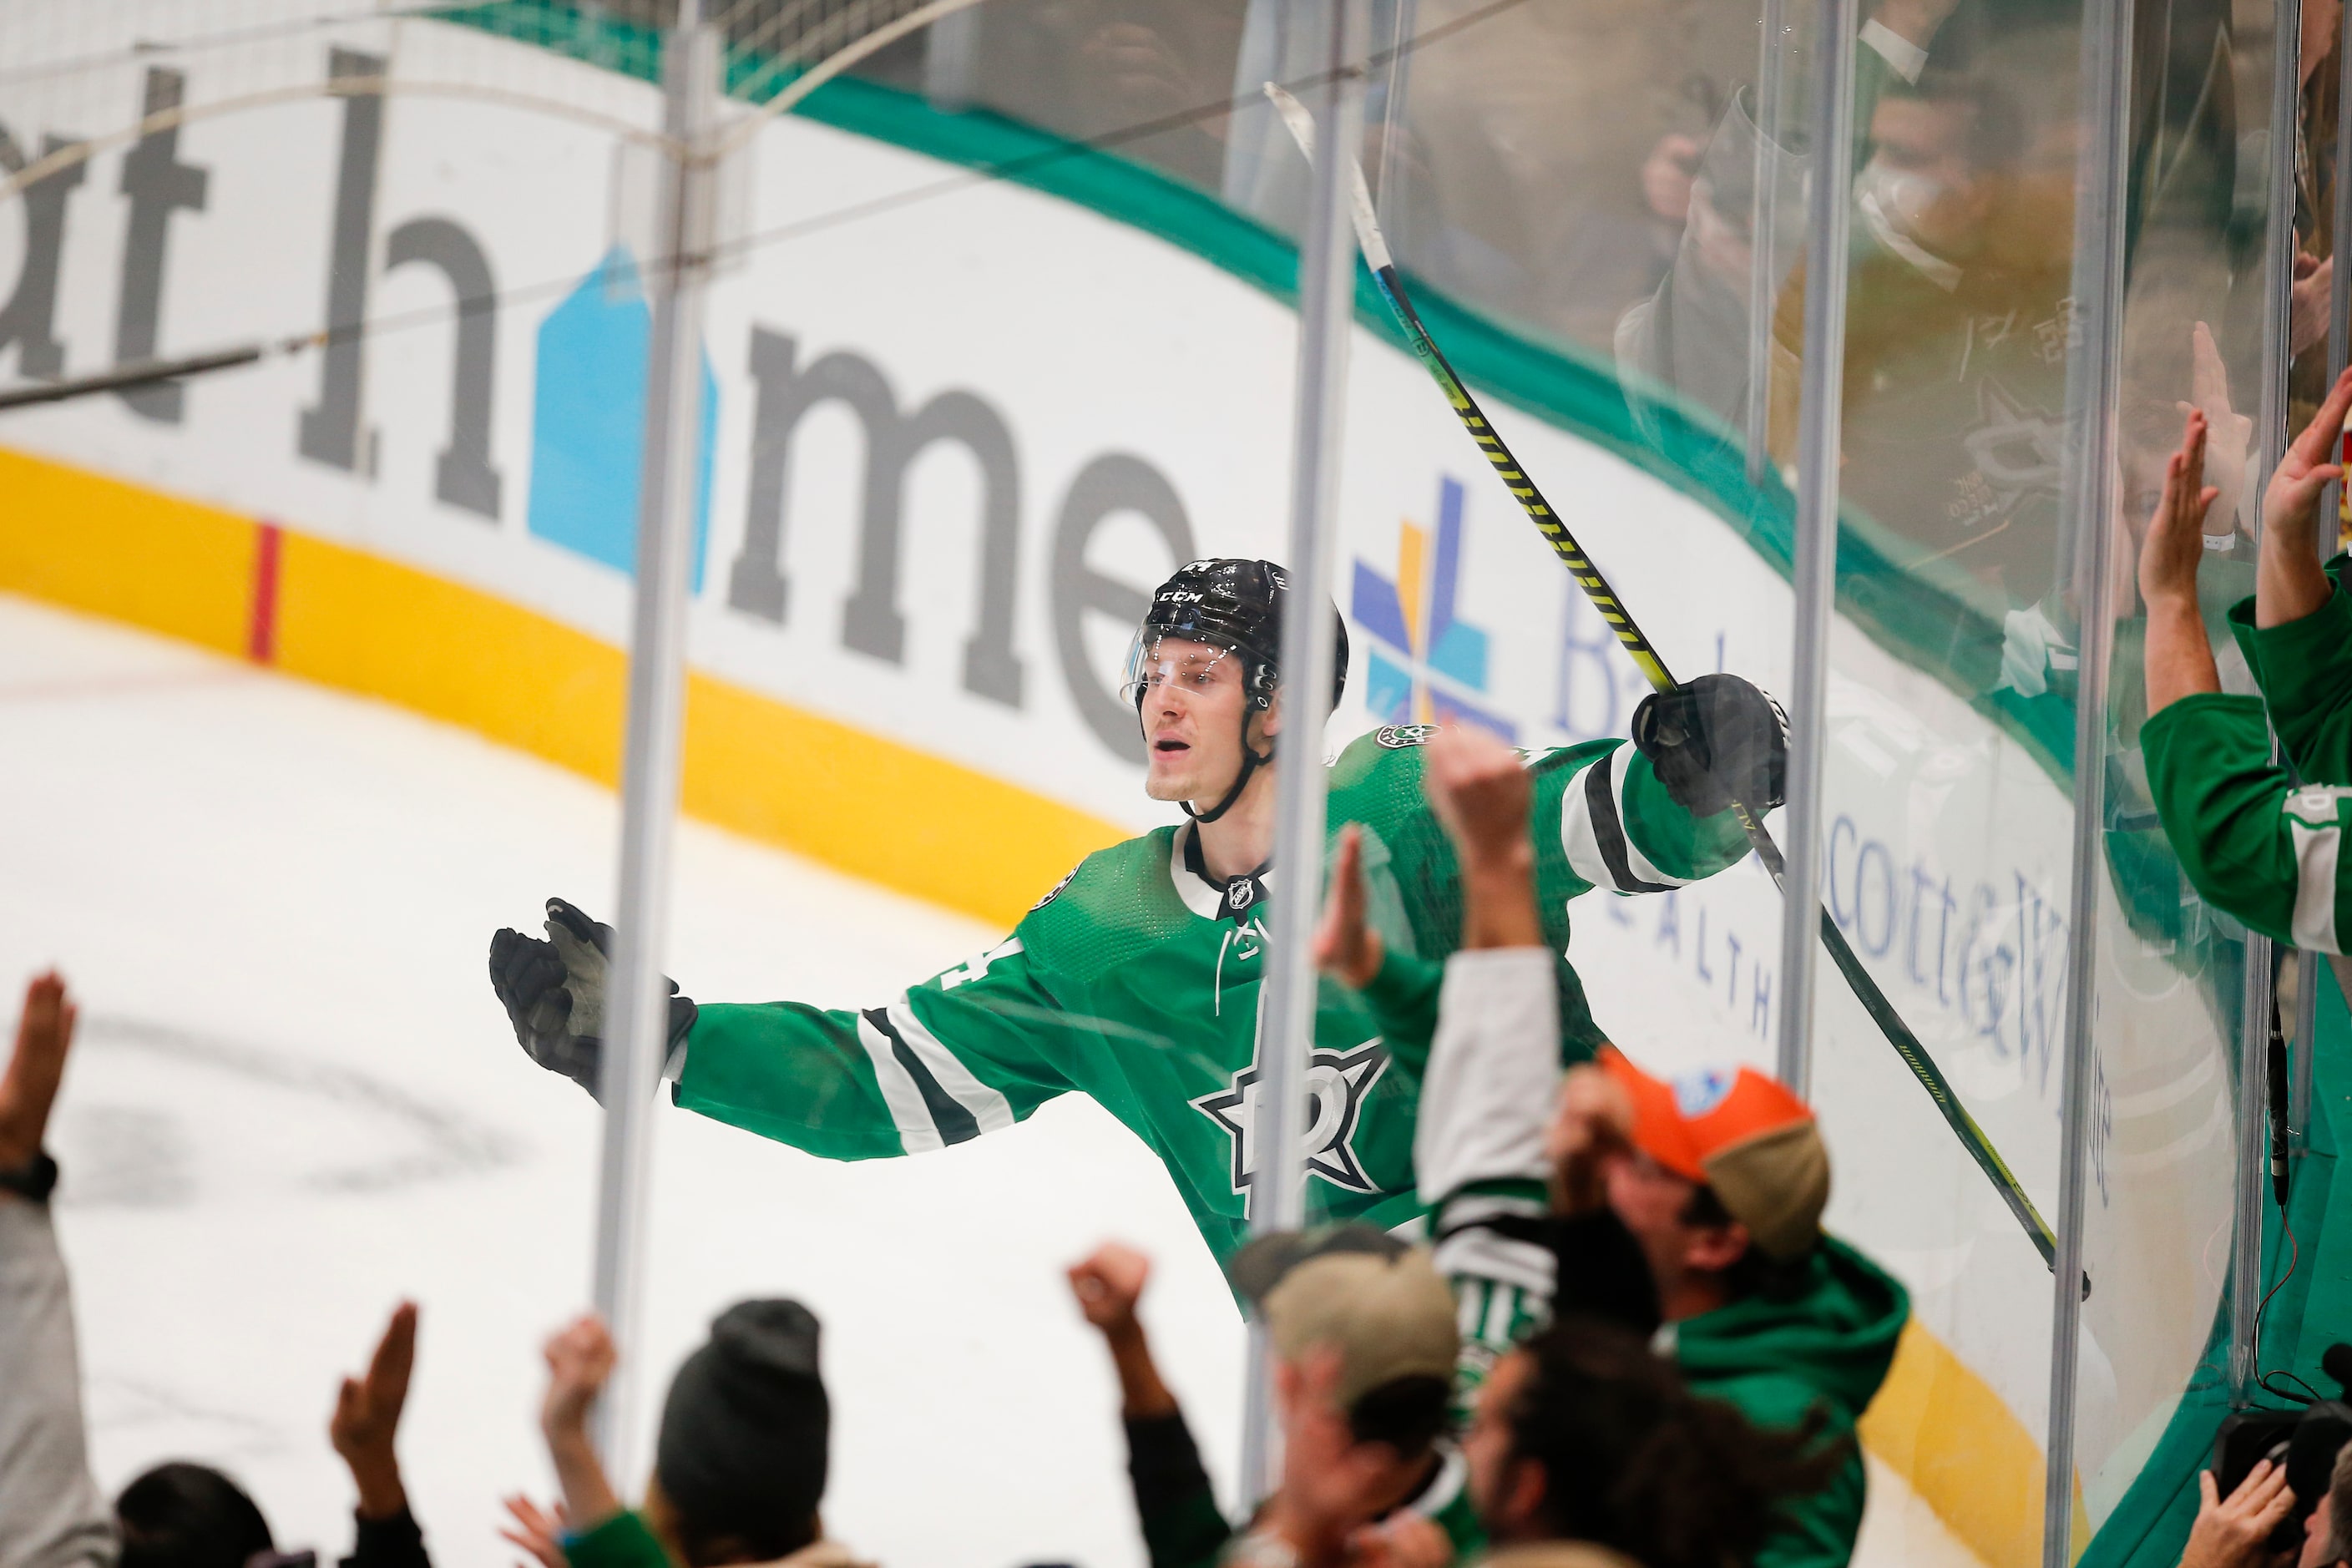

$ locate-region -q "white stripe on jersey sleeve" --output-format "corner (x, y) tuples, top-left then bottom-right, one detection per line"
(889, 995), (1019, 1134)
(1611, 745), (1692, 889)
(856, 1011), (948, 1154)
(1434, 1227), (1557, 1301)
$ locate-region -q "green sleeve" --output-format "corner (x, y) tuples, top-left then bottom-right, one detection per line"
(1753, 1451), (1869, 1568)
(1695, 1373), (1867, 1568)
(2143, 694), (2352, 953)
(1543, 740), (1751, 898)
(675, 926), (1076, 1161)
(2227, 562), (2352, 782)
(561, 1512), (670, 1568)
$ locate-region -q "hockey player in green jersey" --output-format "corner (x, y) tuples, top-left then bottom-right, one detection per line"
(2141, 376), (2352, 954)
(488, 559), (1788, 1268)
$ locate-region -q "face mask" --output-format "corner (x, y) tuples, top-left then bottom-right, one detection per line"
(1854, 158), (1947, 239)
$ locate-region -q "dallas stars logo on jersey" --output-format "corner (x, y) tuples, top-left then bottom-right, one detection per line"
(1190, 1038), (1392, 1212)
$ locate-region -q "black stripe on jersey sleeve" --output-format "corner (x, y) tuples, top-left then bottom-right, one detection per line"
(862, 1006), (980, 1146)
(1584, 754), (1672, 895)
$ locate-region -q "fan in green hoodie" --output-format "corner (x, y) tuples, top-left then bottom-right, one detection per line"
(1545, 1044), (1910, 1568)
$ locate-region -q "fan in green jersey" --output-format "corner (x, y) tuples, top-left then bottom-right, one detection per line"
(488, 559), (1788, 1269)
(2139, 378), (2352, 958)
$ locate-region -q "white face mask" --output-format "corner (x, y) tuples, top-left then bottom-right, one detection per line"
(1854, 158), (1948, 238)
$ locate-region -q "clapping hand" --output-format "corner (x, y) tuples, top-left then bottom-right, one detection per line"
(0, 972), (76, 1176)
(1314, 825), (1385, 989)
(330, 1302), (418, 1520)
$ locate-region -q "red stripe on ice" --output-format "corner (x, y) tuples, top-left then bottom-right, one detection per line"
(247, 522), (282, 665)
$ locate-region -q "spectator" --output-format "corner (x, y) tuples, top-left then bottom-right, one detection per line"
(1065, 1243), (1226, 1568)
(2141, 373), (2352, 956)
(1464, 1317), (1842, 1568)
(1068, 1231), (1464, 1568)
(1542, 1043), (1906, 1568)
(0, 970), (433, 1568)
(528, 1301), (863, 1568)
(0, 970), (112, 1568)
(112, 1467), (271, 1568)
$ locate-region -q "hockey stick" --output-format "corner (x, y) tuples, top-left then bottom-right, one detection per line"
(1266, 85), (2076, 1287)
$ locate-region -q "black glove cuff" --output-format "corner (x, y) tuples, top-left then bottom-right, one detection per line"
(0, 1151), (59, 1204)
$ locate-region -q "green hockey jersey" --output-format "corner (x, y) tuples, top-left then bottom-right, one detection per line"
(2145, 559), (2352, 954)
(673, 725), (1749, 1267)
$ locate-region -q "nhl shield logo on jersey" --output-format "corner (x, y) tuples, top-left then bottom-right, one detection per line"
(1190, 1037), (1392, 1208)
(1374, 724), (1440, 749)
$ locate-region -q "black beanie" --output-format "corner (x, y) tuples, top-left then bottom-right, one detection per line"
(655, 1299), (830, 1555)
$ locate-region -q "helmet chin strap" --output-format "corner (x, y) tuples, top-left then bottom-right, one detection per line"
(1181, 707), (1272, 826)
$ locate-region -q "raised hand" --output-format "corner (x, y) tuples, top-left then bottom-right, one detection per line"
(0, 971), (77, 1174)
(2179, 1460), (2295, 1568)
(2138, 409), (2219, 614)
(541, 1314), (615, 1442)
(538, 1314), (621, 1534)
(1421, 726), (1533, 874)
(2257, 367), (2352, 629)
(2258, 367), (2352, 539)
(1545, 1062), (1637, 1216)
(498, 1495), (569, 1568)
(330, 1301), (419, 1520)
(1313, 824), (1384, 989)
(1422, 726), (1544, 950)
(1067, 1242), (1151, 1334)
(2175, 321), (2252, 541)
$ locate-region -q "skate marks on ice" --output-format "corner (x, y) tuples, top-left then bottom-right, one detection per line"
(54, 1015), (521, 1207)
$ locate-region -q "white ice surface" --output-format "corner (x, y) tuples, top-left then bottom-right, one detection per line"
(0, 590), (1980, 1567)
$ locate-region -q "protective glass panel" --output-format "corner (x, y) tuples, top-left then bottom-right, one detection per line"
(2070, 0), (2309, 1540)
(1793, 1), (2095, 1561)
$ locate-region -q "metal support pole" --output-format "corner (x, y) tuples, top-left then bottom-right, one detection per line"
(2043, 0), (2133, 1554)
(2293, 949), (2319, 1148)
(1237, 0), (1364, 1508)
(1744, 0), (1789, 484)
(2233, 937), (2278, 1400)
(1772, 0), (1859, 1093)
(590, 3), (717, 1480)
(2229, 0), (2304, 1404)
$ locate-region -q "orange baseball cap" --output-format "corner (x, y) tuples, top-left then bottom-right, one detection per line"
(1597, 1046), (1831, 1260)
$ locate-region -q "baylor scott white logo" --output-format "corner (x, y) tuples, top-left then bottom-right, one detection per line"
(1191, 1039), (1391, 1209)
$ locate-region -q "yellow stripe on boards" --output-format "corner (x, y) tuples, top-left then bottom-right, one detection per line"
(0, 444), (255, 655)
(1858, 1318), (2087, 1567)
(0, 445), (1124, 929)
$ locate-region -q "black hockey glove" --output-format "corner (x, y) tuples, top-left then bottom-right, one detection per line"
(1631, 673), (1789, 818)
(488, 898), (698, 1104)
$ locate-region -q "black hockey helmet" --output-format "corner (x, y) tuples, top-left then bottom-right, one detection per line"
(1120, 559), (1349, 715)
(1122, 559), (1348, 823)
